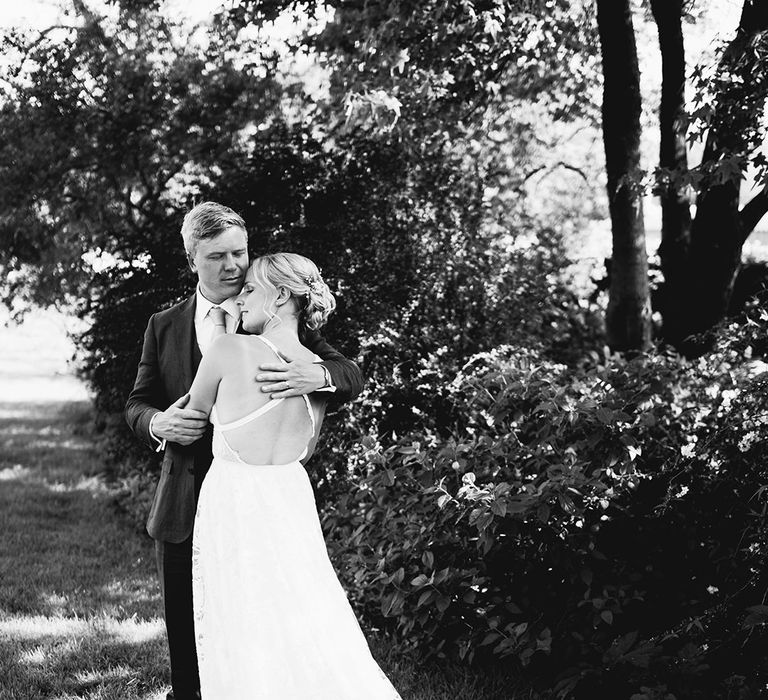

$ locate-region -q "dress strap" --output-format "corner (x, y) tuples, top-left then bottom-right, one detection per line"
(254, 335), (317, 434)
(253, 334), (283, 359)
(303, 395), (315, 434)
(211, 400), (285, 431)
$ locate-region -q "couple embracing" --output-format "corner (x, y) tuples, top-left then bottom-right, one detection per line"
(125, 202), (402, 699)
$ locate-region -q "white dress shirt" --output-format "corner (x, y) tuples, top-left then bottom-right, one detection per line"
(194, 286), (241, 355)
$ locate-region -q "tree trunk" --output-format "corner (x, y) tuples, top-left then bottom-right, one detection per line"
(596, 0), (651, 353)
(668, 0), (768, 353)
(650, 0), (693, 345)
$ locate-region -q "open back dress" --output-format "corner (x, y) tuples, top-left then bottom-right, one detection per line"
(192, 335), (402, 699)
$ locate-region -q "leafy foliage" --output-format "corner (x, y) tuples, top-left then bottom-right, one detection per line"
(218, 0), (607, 261)
(322, 308), (768, 697)
(0, 6), (276, 314)
(225, 0), (600, 129)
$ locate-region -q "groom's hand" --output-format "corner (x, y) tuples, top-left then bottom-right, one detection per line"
(256, 356), (326, 398)
(151, 394), (208, 445)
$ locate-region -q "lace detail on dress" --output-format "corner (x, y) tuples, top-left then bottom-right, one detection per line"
(191, 497), (206, 667)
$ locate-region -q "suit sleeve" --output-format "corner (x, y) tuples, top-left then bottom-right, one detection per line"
(125, 314), (164, 448)
(304, 330), (364, 403)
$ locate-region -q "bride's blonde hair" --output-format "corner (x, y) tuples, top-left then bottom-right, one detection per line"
(250, 253), (336, 331)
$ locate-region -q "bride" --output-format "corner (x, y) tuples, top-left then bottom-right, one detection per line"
(186, 252), (402, 699)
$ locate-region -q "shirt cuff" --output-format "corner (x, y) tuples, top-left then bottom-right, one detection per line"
(149, 412), (167, 453)
(317, 365), (337, 393)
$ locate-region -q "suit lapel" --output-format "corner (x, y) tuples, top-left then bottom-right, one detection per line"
(172, 295), (197, 389)
(191, 331), (203, 374)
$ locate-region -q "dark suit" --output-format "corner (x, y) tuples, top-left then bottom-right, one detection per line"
(125, 294), (362, 699)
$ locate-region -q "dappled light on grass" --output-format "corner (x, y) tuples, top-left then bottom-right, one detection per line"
(0, 402), (99, 490)
(2, 423), (66, 436)
(45, 474), (111, 495)
(75, 665), (133, 686)
(39, 593), (69, 613)
(0, 478), (161, 619)
(23, 438), (92, 452)
(0, 404), (88, 421)
(0, 613), (165, 646)
(0, 400), (169, 699)
(19, 644), (47, 665)
(0, 464), (32, 480)
(97, 579), (161, 613)
(0, 619), (168, 700)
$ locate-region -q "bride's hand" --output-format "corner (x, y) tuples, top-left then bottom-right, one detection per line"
(256, 356), (327, 398)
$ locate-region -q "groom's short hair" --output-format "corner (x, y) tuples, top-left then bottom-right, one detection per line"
(181, 201), (246, 257)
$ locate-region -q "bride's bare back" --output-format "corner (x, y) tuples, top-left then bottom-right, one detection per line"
(188, 334), (325, 465)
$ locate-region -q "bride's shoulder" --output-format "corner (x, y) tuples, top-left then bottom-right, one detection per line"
(255, 331), (312, 360)
(209, 334), (269, 359)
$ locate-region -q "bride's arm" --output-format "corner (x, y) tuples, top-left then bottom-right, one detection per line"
(186, 335), (236, 416)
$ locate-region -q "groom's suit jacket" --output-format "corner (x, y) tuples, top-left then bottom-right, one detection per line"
(125, 294), (363, 543)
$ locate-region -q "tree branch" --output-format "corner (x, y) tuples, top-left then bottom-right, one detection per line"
(521, 165), (547, 183)
(553, 161), (590, 182)
(739, 189), (768, 243)
(517, 161), (590, 185)
(71, 0), (126, 51)
(2, 25), (79, 83)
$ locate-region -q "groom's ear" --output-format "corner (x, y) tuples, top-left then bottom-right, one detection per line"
(187, 253), (197, 273)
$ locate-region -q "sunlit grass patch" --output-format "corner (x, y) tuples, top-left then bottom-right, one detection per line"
(0, 464), (33, 480)
(0, 612), (165, 646)
(0, 613), (168, 700)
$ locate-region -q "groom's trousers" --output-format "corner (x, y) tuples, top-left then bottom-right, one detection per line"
(155, 536), (200, 700)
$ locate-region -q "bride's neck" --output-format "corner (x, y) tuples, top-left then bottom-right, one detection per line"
(261, 319), (300, 343)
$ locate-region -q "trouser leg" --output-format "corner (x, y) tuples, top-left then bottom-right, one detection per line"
(155, 536), (200, 700)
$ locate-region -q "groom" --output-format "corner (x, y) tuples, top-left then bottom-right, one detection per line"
(125, 201), (363, 700)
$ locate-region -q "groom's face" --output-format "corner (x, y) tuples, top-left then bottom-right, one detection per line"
(188, 225), (249, 304)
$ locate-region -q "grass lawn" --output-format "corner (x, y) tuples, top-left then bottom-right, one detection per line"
(0, 398), (535, 700)
(0, 400), (166, 700)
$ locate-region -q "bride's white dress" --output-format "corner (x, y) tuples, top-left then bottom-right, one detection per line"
(192, 335), (402, 699)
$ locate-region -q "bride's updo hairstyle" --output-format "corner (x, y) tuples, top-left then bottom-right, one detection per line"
(250, 253), (336, 331)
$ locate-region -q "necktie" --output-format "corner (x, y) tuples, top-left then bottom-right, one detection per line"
(209, 306), (227, 339)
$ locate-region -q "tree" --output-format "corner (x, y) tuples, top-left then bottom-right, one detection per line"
(0, 1), (286, 465)
(1, 1), (584, 478)
(651, 0), (768, 352)
(649, 0), (692, 346)
(220, 0), (599, 135)
(0, 3), (277, 315)
(595, 0), (652, 352)
(278, 0), (768, 352)
(215, 0), (620, 355)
